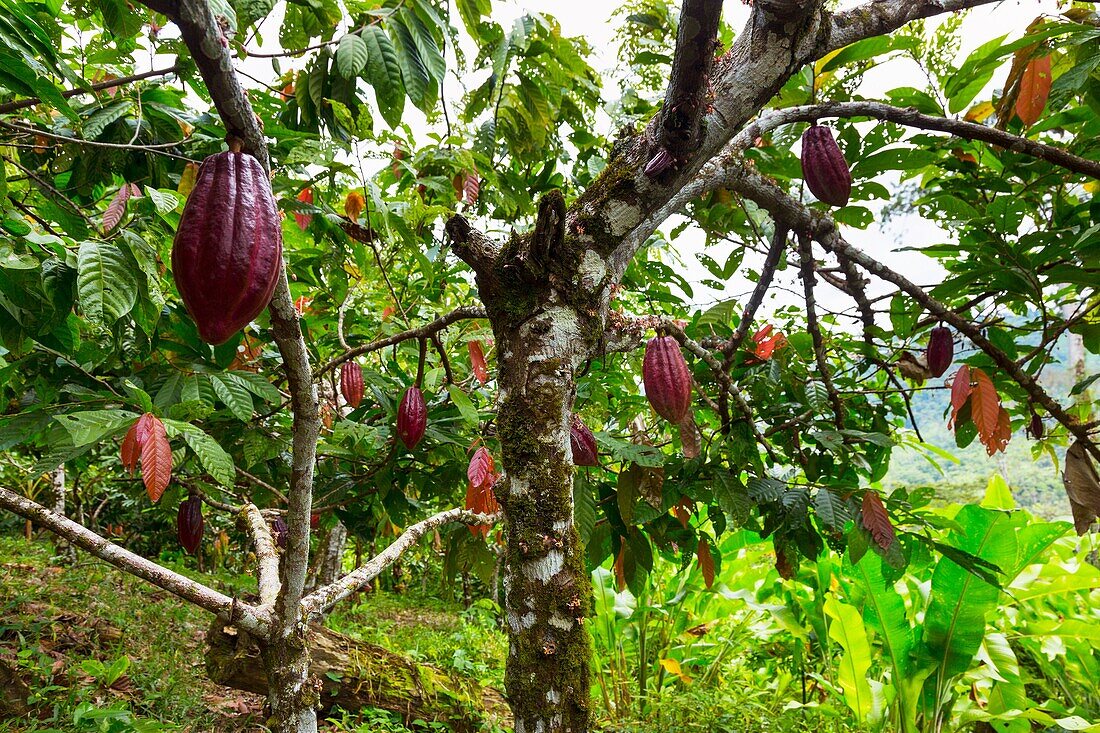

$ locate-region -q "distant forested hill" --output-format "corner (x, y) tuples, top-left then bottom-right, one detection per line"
(884, 331), (1097, 520)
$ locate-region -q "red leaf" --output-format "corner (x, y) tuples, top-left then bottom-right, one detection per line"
(465, 471), (499, 538)
(970, 368), (1003, 453)
(861, 491), (895, 550)
(1016, 55), (1051, 127)
(467, 447), (494, 489)
(948, 365), (972, 429)
(138, 413), (172, 502)
(673, 497), (693, 528)
(696, 537), (715, 589)
(463, 172), (479, 207)
(127, 183), (143, 198)
(468, 340), (489, 384)
(102, 185), (131, 233)
(295, 188), (313, 231)
(987, 406), (1013, 457)
(120, 422), (140, 476)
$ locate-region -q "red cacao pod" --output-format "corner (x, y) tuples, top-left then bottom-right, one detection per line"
(925, 326), (953, 377)
(177, 496), (203, 555)
(340, 361), (364, 408)
(271, 517), (288, 549)
(570, 414), (599, 467)
(172, 151), (283, 344)
(396, 386), (427, 450)
(800, 125), (851, 207)
(643, 336), (692, 423)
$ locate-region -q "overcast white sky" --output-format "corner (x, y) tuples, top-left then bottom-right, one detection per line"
(222, 0), (1068, 314)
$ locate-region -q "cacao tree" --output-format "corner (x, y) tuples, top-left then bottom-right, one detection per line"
(0, 0), (1098, 731)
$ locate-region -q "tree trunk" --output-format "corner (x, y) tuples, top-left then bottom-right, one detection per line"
(304, 520), (347, 594)
(205, 620), (510, 731)
(492, 302), (597, 732)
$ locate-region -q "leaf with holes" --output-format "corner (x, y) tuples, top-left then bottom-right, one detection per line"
(468, 340), (488, 384)
(861, 491), (894, 550)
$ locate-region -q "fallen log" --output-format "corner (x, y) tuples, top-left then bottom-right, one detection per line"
(204, 620), (510, 731)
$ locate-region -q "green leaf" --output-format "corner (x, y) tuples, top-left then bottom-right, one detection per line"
(447, 384), (479, 426)
(362, 25), (405, 128)
(823, 595), (876, 722)
(77, 241), (138, 325)
(211, 374), (254, 421)
(336, 32), (369, 77)
(389, 11), (434, 112)
(162, 419), (235, 487)
(145, 187), (180, 215)
(227, 371), (281, 404)
(54, 409), (138, 447)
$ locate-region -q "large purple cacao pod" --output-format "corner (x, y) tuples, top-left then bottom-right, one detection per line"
(570, 414), (599, 467)
(172, 151), (283, 344)
(177, 496), (203, 555)
(643, 336), (692, 423)
(341, 361), (365, 408)
(396, 386), (427, 450)
(925, 325), (953, 377)
(800, 125), (852, 207)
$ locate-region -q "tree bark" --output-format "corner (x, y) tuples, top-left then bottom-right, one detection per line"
(205, 620), (510, 731)
(304, 520), (347, 594)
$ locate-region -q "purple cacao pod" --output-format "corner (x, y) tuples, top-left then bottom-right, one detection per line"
(800, 125), (852, 207)
(644, 147), (675, 178)
(172, 151), (283, 344)
(925, 325), (953, 377)
(569, 415), (599, 467)
(340, 361), (364, 408)
(643, 335), (692, 423)
(177, 496), (203, 555)
(396, 386), (427, 450)
(1027, 412), (1044, 439)
(271, 517), (288, 549)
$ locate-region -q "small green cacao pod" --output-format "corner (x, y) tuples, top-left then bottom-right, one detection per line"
(340, 361), (364, 408)
(177, 496), (203, 555)
(569, 414), (599, 467)
(396, 386), (427, 450)
(925, 325), (953, 377)
(800, 125), (852, 207)
(643, 335), (692, 423)
(172, 151), (283, 344)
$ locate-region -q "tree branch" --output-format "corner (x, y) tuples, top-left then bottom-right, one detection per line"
(445, 215), (501, 276)
(743, 101), (1100, 180)
(240, 504), (281, 609)
(0, 487), (270, 635)
(797, 233), (845, 429)
(314, 305), (487, 378)
(300, 509), (500, 616)
(0, 65), (181, 115)
(829, 0), (999, 51)
(722, 158), (1100, 464)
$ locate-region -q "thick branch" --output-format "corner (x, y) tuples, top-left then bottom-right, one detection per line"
(445, 216), (501, 275)
(743, 101), (1100, 180)
(655, 0), (724, 160)
(300, 509), (500, 616)
(722, 225), (788, 361)
(240, 504), (281, 608)
(830, 0), (998, 50)
(0, 487), (270, 635)
(314, 305), (487, 378)
(0, 66), (181, 115)
(723, 158), (1100, 464)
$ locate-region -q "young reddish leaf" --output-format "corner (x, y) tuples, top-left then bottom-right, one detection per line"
(1016, 55), (1051, 127)
(861, 491), (895, 550)
(463, 172), (479, 207)
(391, 142), (405, 179)
(120, 421), (140, 476)
(696, 537), (715, 589)
(102, 184), (131, 233)
(673, 497), (694, 528)
(138, 413), (172, 502)
(613, 545), (627, 592)
(948, 365), (972, 429)
(344, 190), (365, 221)
(987, 406), (1012, 456)
(295, 188), (313, 230)
(467, 446), (494, 489)
(127, 183), (143, 198)
(468, 340), (489, 384)
(970, 368), (1003, 452)
(464, 466), (499, 538)
(678, 411), (701, 459)
(294, 296), (311, 316)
